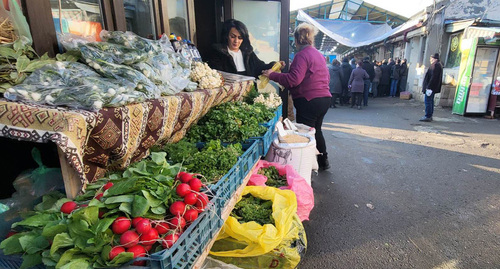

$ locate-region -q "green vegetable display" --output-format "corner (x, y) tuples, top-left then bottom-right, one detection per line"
(0, 37), (78, 93)
(0, 152), (196, 268)
(186, 102), (274, 143)
(230, 194), (274, 226)
(157, 139), (243, 182)
(258, 166), (287, 188)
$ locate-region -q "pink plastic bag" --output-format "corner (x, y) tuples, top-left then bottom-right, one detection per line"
(249, 160), (314, 221)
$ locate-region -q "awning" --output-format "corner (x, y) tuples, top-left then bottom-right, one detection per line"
(296, 10), (419, 48)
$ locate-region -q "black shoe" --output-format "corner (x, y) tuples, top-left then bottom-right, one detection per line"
(419, 116), (432, 122)
(351, 105), (354, 108)
(319, 160), (331, 171)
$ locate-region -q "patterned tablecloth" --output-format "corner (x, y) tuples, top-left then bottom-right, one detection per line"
(0, 76), (253, 188)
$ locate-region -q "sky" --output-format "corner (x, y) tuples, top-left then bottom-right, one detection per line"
(290, 0), (433, 18)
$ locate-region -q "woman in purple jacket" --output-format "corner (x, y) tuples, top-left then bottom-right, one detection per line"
(262, 23), (332, 171)
(348, 61), (369, 110)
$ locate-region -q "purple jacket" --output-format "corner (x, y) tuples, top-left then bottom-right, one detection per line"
(269, 46), (331, 100)
(348, 66), (369, 93)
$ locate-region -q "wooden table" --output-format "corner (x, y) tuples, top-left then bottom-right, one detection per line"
(0, 74), (254, 198)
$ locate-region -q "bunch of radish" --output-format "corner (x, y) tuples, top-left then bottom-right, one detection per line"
(173, 171), (210, 219)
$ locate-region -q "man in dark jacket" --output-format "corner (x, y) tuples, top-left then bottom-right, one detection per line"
(361, 57), (374, 106)
(340, 57), (352, 105)
(380, 60), (391, 97)
(420, 53), (443, 122)
(399, 59), (408, 93)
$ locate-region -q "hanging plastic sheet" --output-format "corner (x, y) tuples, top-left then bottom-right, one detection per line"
(296, 10), (419, 48)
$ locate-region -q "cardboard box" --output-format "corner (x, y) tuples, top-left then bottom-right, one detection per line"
(400, 91), (412, 100)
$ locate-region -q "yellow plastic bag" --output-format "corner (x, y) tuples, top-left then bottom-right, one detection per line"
(210, 186), (297, 257)
(258, 62), (282, 89)
(209, 214), (307, 268)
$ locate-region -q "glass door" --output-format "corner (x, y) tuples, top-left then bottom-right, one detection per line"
(467, 47), (499, 113)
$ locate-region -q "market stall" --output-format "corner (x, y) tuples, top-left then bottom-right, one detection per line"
(0, 74), (253, 198)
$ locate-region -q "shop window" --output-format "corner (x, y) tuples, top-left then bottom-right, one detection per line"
(50, 0), (104, 42)
(167, 0), (188, 40)
(445, 33), (462, 68)
(124, 0), (156, 39)
(234, 0), (281, 63)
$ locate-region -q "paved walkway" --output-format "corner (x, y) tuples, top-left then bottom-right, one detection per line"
(300, 97), (500, 269)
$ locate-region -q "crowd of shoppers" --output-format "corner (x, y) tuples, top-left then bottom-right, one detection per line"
(325, 56), (410, 109)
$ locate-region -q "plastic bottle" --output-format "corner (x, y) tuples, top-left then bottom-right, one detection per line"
(180, 39), (192, 60)
(187, 40), (202, 61)
(169, 33), (181, 52)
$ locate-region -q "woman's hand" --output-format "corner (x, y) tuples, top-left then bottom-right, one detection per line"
(279, 61), (286, 70)
(262, 69), (273, 77)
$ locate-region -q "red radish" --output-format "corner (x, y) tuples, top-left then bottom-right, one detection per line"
(98, 209), (106, 219)
(95, 193), (103, 201)
(6, 231), (17, 238)
(136, 219), (152, 234)
(188, 178), (202, 192)
(112, 217), (131, 234)
(120, 230), (140, 247)
(103, 182), (114, 190)
(155, 222), (169, 234)
(176, 171), (187, 181)
(60, 201), (77, 214)
(161, 233), (179, 249)
(109, 246), (125, 260)
(143, 244), (153, 252)
(132, 217), (144, 228)
(127, 245), (146, 266)
(169, 216), (186, 230)
(184, 192), (197, 205)
(80, 204), (88, 208)
(140, 228), (159, 245)
(184, 209), (199, 222)
(195, 193), (209, 212)
(169, 201), (186, 216)
(176, 183), (191, 197)
(180, 173), (193, 183)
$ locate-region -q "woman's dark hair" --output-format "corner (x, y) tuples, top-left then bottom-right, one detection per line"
(221, 19), (253, 53)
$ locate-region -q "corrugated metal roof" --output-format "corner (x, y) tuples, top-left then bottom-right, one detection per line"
(464, 27), (500, 39)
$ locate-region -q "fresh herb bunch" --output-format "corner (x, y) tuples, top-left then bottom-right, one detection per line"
(258, 166), (287, 188)
(186, 102), (273, 143)
(231, 194), (274, 226)
(158, 139), (243, 182)
(243, 83), (259, 104)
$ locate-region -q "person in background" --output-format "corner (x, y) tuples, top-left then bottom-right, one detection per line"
(372, 61), (382, 98)
(380, 59), (391, 97)
(340, 57), (353, 105)
(348, 61), (369, 110)
(350, 58), (357, 70)
(208, 19), (282, 78)
(262, 23), (331, 171)
(399, 58), (408, 93)
(328, 59), (343, 108)
(420, 53), (443, 122)
(390, 59), (401, 97)
(362, 56), (374, 106)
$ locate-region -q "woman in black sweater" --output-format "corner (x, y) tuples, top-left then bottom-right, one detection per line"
(208, 19), (281, 78)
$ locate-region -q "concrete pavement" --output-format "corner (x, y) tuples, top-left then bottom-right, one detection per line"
(300, 97), (500, 269)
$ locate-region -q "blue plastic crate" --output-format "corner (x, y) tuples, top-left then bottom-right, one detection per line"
(260, 105), (282, 129)
(147, 205), (223, 269)
(249, 124), (274, 157)
(0, 252), (45, 269)
(146, 140), (259, 269)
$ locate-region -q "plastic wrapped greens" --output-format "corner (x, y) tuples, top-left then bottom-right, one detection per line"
(80, 42), (151, 65)
(87, 59), (161, 98)
(100, 30), (162, 54)
(4, 61), (149, 110)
